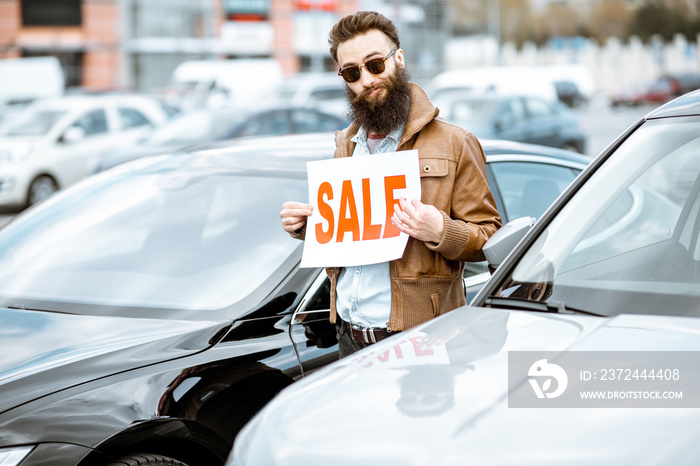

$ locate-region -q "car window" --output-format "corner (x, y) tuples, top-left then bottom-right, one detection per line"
(492, 116), (700, 318)
(308, 88), (345, 102)
(292, 271), (336, 349)
(238, 112), (291, 137)
(441, 98), (498, 124)
(489, 161), (580, 221)
(0, 109), (66, 136)
(72, 109), (109, 135)
(118, 107), (151, 129)
(502, 98), (526, 122)
(290, 110), (341, 133)
(523, 98), (553, 118)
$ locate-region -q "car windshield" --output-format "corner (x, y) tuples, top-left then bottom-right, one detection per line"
(145, 111), (248, 146)
(491, 116), (700, 317)
(0, 154), (307, 316)
(0, 109), (66, 136)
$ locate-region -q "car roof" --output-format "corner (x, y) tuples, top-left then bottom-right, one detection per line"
(178, 132), (589, 175)
(29, 93), (161, 111)
(646, 89), (700, 119)
(479, 138), (588, 164)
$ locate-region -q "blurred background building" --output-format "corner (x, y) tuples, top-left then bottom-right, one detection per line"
(0, 0), (699, 94)
(0, 0), (448, 91)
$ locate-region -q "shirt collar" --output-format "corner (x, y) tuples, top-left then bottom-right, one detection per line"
(351, 124), (405, 145)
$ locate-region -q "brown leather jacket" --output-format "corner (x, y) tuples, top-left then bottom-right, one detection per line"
(297, 83), (501, 331)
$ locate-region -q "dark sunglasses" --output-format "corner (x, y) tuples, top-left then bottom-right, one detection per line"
(337, 47), (398, 83)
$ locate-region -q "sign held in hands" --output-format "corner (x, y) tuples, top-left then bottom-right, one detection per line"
(300, 150), (421, 268)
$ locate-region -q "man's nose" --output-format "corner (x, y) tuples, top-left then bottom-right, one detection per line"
(359, 66), (377, 87)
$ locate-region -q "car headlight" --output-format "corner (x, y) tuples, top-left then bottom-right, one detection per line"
(0, 144), (32, 163)
(0, 446), (34, 466)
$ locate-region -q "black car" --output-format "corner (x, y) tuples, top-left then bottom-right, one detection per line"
(432, 91), (587, 154)
(0, 134), (340, 466)
(93, 105), (348, 173)
(0, 133), (587, 466)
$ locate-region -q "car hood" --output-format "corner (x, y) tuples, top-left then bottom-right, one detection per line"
(238, 307), (700, 465)
(0, 137), (38, 151)
(0, 307), (226, 413)
(95, 144), (183, 172)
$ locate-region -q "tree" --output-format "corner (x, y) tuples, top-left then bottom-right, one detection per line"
(590, 0), (633, 43)
(628, 1), (687, 42)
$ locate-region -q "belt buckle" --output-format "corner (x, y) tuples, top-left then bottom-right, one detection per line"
(364, 327), (376, 344)
(350, 323), (377, 344)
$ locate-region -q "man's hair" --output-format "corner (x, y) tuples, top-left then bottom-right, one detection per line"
(328, 11), (400, 64)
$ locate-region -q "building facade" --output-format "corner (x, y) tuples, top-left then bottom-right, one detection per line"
(0, 0), (448, 92)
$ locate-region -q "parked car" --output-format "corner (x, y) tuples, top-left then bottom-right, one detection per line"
(93, 105), (348, 172)
(609, 80), (648, 107)
(432, 91), (587, 154)
(0, 130), (587, 466)
(228, 91), (700, 466)
(643, 72), (700, 104)
(166, 58), (285, 111)
(553, 80), (587, 108)
(268, 72), (348, 118)
(0, 94), (173, 209)
(0, 133), (340, 466)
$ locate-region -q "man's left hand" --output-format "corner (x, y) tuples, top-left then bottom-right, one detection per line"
(392, 198), (444, 244)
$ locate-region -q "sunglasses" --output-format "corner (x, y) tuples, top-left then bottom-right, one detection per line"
(337, 47), (398, 83)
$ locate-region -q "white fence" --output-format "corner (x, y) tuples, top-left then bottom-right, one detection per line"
(445, 34), (700, 96)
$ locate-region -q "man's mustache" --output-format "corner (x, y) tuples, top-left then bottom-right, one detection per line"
(352, 84), (386, 103)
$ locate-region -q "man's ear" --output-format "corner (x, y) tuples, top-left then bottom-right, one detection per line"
(395, 48), (405, 69)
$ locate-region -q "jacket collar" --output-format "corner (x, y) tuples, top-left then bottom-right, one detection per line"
(334, 82), (439, 151)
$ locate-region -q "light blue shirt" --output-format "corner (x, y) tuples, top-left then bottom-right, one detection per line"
(336, 124), (405, 329)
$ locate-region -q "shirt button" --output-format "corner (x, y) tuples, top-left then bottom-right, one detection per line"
(423, 165), (431, 173)
(355, 269), (360, 274)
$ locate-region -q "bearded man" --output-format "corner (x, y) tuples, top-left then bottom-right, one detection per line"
(280, 11), (502, 358)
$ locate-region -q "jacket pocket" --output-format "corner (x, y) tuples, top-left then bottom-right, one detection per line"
(419, 157), (448, 178)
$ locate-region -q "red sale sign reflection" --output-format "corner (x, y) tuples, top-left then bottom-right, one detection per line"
(300, 150), (421, 267)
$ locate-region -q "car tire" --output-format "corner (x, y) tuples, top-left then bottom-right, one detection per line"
(104, 453), (190, 466)
(27, 175), (58, 206)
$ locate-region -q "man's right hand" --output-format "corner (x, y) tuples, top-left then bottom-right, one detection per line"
(280, 201), (313, 234)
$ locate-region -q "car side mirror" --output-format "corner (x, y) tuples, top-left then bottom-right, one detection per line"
(61, 126), (86, 144)
(483, 216), (535, 271)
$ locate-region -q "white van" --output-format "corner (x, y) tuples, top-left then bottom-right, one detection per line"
(0, 56), (65, 104)
(428, 65), (595, 105)
(0, 56), (65, 123)
(170, 58), (284, 110)
(428, 66), (560, 103)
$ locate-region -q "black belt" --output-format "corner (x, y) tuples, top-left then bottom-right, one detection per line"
(343, 321), (395, 344)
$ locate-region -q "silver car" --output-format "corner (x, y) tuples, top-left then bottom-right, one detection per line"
(228, 91), (700, 465)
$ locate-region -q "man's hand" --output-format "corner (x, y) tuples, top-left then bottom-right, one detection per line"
(391, 198), (444, 243)
(280, 201), (313, 234)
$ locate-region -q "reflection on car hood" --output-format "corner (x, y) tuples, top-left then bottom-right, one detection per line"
(239, 307), (700, 465)
(0, 307), (224, 412)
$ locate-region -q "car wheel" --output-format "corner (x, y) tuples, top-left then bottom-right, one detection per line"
(104, 453), (190, 466)
(27, 175), (58, 206)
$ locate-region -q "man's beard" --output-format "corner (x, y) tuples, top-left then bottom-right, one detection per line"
(346, 68), (411, 135)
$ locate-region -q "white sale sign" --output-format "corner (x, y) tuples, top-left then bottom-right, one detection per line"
(300, 150), (421, 268)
